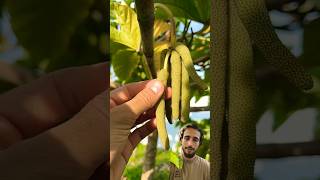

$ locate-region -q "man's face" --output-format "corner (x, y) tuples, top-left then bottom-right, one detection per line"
(181, 128), (201, 158)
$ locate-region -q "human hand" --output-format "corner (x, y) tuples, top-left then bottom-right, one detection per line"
(0, 62), (107, 179)
(110, 80), (171, 179)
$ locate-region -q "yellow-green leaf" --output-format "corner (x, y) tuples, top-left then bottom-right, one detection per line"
(168, 150), (183, 169)
(112, 49), (140, 81)
(110, 2), (141, 51)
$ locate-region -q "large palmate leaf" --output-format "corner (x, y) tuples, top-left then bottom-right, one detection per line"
(111, 26), (140, 50)
(110, 2), (141, 50)
(110, 3), (141, 81)
(111, 2), (169, 51)
(7, 0), (93, 59)
(110, 40), (129, 56)
(112, 49), (140, 81)
(155, 0), (210, 24)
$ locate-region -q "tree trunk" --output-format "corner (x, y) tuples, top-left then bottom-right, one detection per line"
(142, 131), (158, 180)
(135, 1), (158, 179)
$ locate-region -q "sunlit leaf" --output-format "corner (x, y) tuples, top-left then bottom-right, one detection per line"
(191, 36), (210, 60)
(168, 150), (183, 169)
(110, 2), (141, 50)
(110, 40), (131, 56)
(154, 20), (170, 38)
(111, 26), (140, 51)
(112, 49), (140, 81)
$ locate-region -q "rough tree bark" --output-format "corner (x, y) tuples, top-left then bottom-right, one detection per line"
(135, 1), (158, 179)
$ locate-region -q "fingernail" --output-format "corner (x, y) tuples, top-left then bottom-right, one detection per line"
(150, 81), (162, 94)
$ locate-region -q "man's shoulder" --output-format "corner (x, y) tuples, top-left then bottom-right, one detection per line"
(195, 155), (210, 166)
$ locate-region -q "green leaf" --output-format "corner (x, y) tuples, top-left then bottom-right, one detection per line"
(7, 0), (93, 59)
(270, 85), (317, 131)
(154, 20), (170, 38)
(155, 0), (210, 24)
(112, 49), (140, 81)
(195, 120), (210, 158)
(124, 0), (134, 6)
(255, 51), (320, 130)
(299, 17), (320, 67)
(168, 150), (183, 169)
(110, 40), (130, 56)
(110, 2), (141, 50)
(272, 104), (292, 131)
(270, 90), (289, 131)
(191, 36), (210, 60)
(111, 26), (140, 50)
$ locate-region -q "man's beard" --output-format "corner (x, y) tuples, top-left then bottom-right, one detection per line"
(183, 147), (196, 158)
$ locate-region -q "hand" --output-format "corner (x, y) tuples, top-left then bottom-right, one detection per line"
(110, 80), (171, 179)
(0, 62), (107, 179)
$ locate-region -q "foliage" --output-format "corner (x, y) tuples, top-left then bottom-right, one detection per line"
(0, 0), (105, 79)
(7, 0), (94, 60)
(154, 0), (211, 24)
(110, 1), (171, 84)
(123, 144), (170, 179)
(123, 120), (210, 178)
(195, 119), (210, 159)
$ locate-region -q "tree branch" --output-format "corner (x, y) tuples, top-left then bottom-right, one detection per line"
(190, 106), (210, 112)
(135, 0), (156, 78)
(256, 141), (320, 158)
(194, 55), (210, 64)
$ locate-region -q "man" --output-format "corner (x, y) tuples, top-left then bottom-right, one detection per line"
(169, 124), (210, 180)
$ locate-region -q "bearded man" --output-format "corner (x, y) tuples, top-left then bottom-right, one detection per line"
(169, 123), (210, 180)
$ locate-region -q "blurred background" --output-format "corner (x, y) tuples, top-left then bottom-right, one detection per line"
(0, 0), (106, 95)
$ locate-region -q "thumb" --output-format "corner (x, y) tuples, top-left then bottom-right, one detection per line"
(110, 80), (164, 163)
(126, 80), (164, 119)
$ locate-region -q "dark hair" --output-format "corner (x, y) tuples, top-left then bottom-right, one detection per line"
(179, 123), (204, 144)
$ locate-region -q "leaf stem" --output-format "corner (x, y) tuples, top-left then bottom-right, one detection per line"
(154, 3), (176, 47)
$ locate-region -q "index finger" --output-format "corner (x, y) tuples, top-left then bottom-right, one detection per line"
(110, 80), (153, 108)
